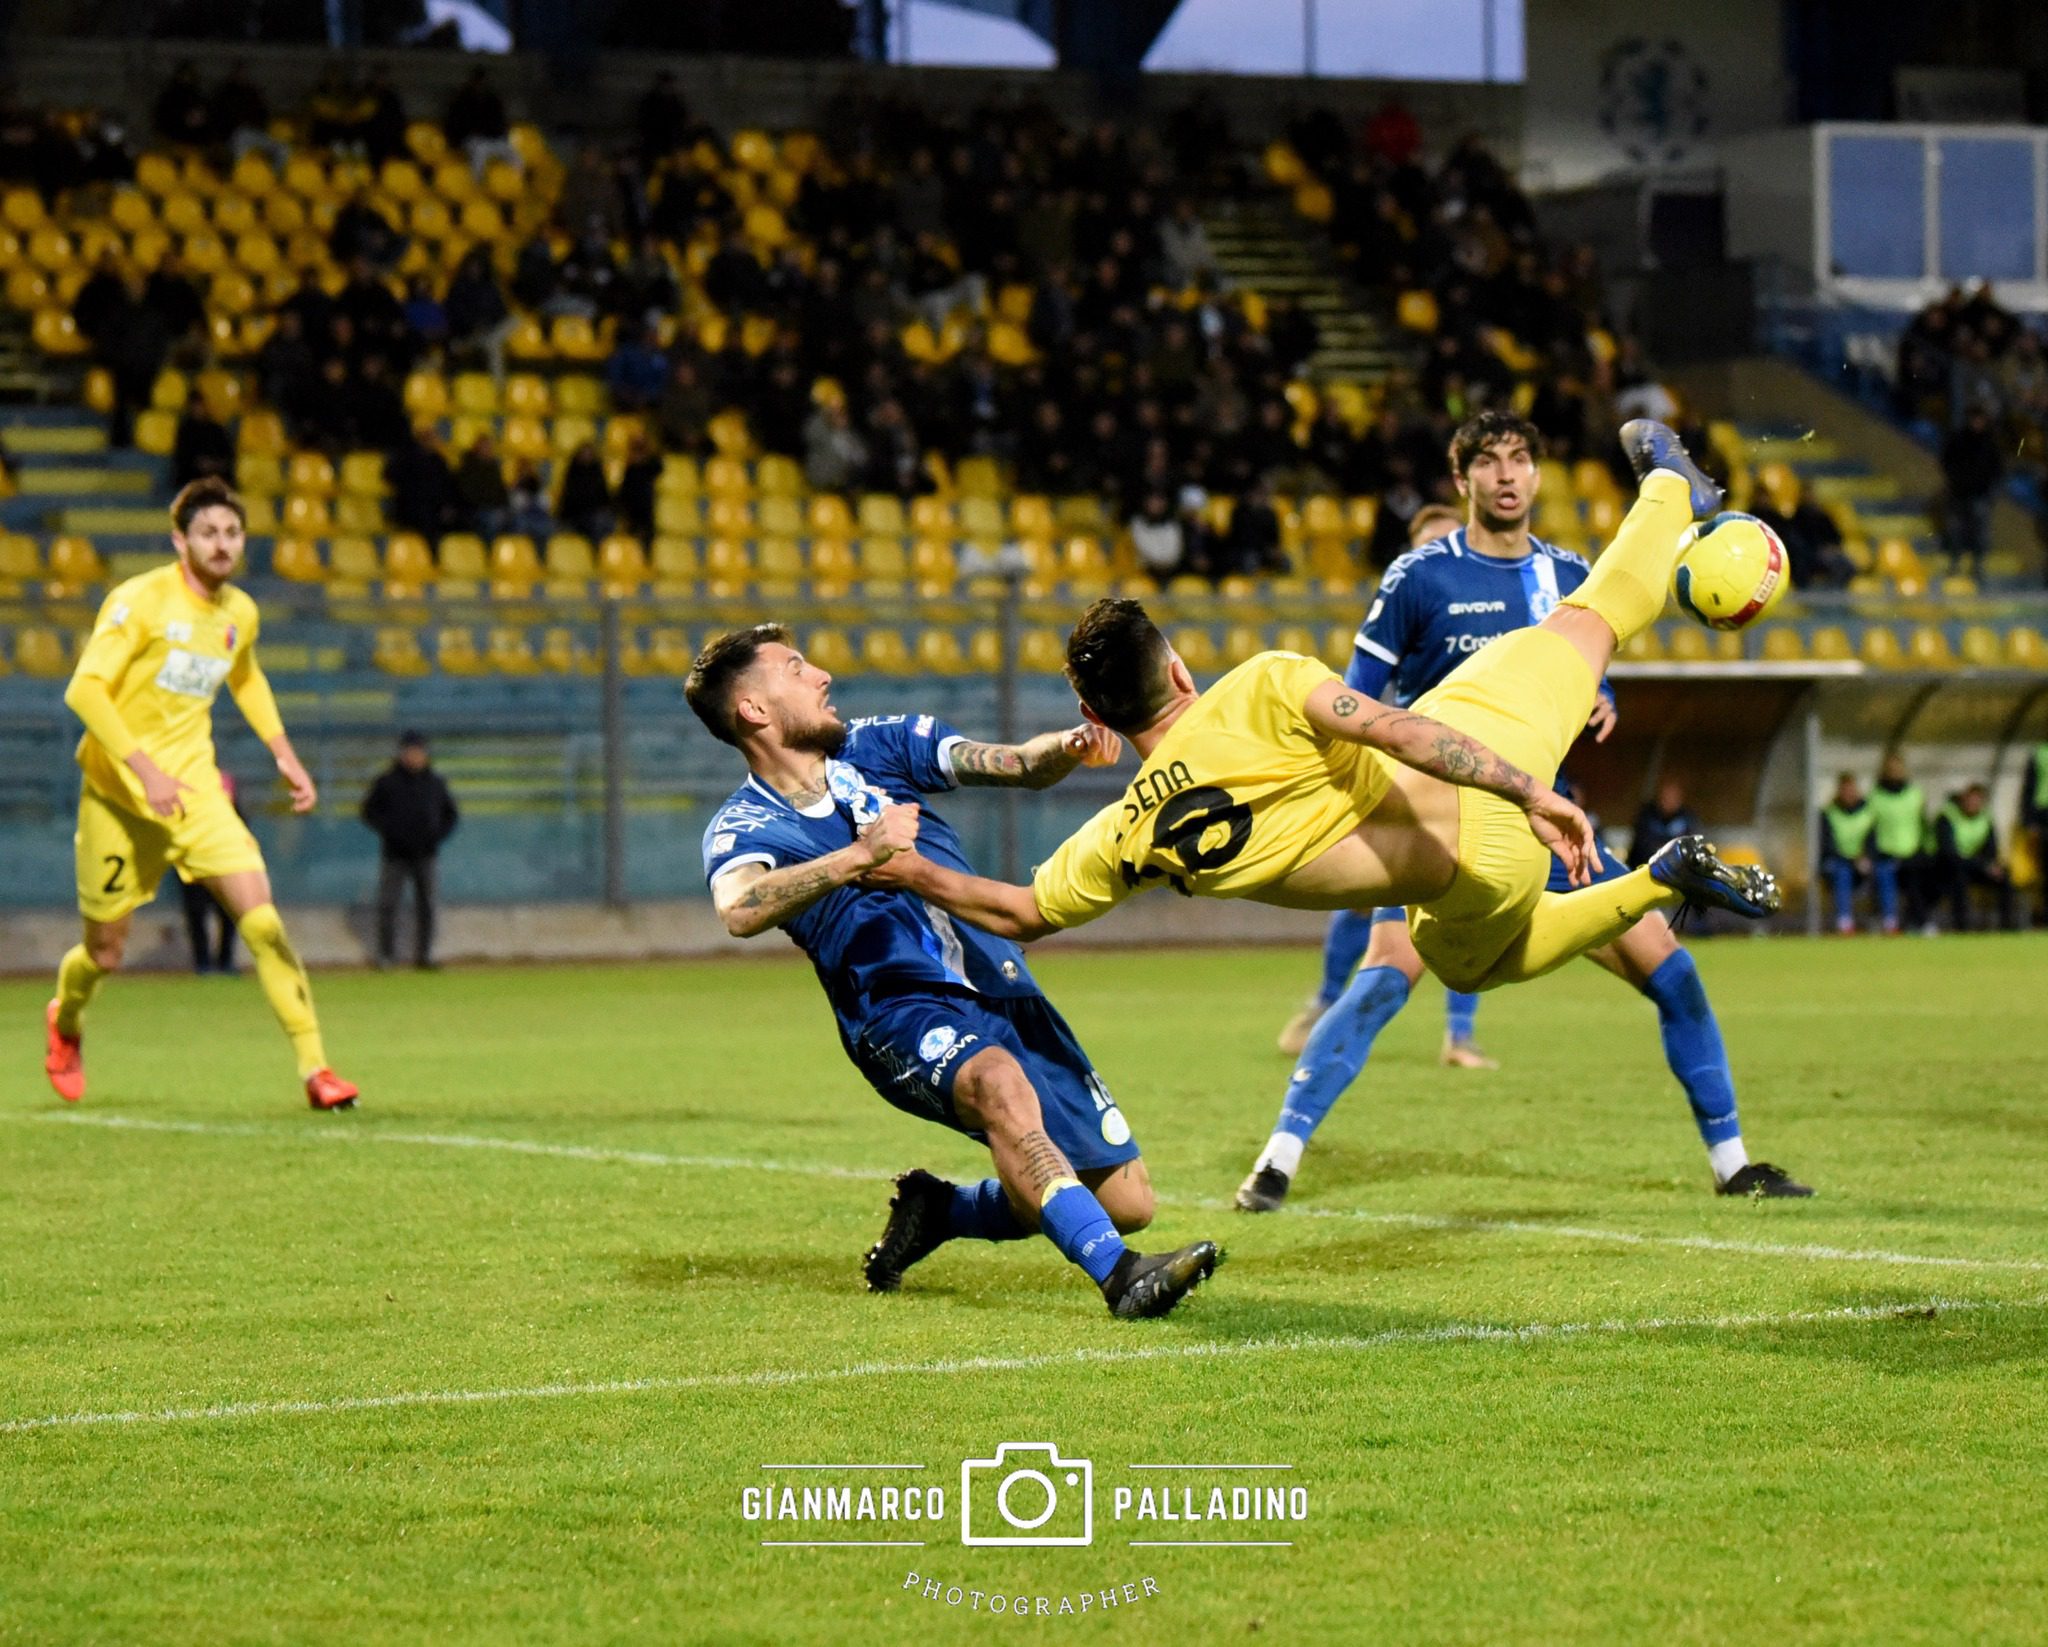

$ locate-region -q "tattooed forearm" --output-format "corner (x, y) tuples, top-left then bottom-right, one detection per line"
(952, 733), (1082, 790)
(1014, 1128), (1075, 1196)
(715, 849), (862, 937)
(1318, 685), (1537, 805)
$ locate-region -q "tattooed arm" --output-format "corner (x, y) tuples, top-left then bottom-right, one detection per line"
(712, 803), (921, 938)
(1302, 679), (1599, 884)
(948, 723), (1122, 790)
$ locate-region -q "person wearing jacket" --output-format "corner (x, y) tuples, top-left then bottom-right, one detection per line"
(1867, 752), (1926, 934)
(361, 731), (459, 969)
(1931, 783), (2016, 932)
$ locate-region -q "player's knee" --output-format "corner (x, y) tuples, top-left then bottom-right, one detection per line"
(236, 901), (287, 951)
(953, 1050), (1041, 1138)
(1363, 921), (1427, 986)
(85, 930), (126, 970)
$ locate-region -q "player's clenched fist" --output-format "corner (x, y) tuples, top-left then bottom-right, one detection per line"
(859, 802), (921, 868)
(1063, 723), (1123, 768)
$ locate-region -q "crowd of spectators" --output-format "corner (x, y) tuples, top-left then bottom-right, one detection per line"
(72, 69), (1670, 578)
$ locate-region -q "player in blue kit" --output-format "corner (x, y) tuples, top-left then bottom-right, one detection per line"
(686, 623), (1220, 1318)
(1240, 412), (1811, 1212)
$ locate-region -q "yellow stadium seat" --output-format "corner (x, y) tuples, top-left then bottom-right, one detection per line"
(641, 627), (692, 675)
(544, 534), (596, 590)
(855, 494), (904, 537)
(486, 625), (539, 674)
(551, 375), (602, 416)
(437, 534), (488, 597)
(957, 496), (1004, 542)
(805, 627), (857, 676)
(809, 538), (857, 585)
(756, 454), (803, 498)
(538, 626), (594, 675)
(504, 314), (549, 361)
(966, 629), (1001, 671)
(808, 495), (854, 539)
(1809, 625), (1854, 662)
(703, 455), (751, 500)
(337, 450), (385, 497)
(1170, 627), (1220, 673)
(276, 495), (327, 536)
(1959, 625), (2002, 668)
(1018, 628), (1066, 674)
(15, 626), (70, 677)
(1858, 626), (1904, 668)
(212, 192), (258, 237)
(756, 495), (804, 539)
(909, 495), (952, 538)
(1222, 625), (1266, 667)
(1906, 625), (1955, 668)
(459, 198), (505, 240)
(1007, 495), (1054, 539)
(955, 456), (1002, 499)
(859, 628), (913, 675)
(488, 535), (542, 598)
(754, 537), (804, 587)
(286, 451), (335, 495)
(482, 159), (524, 203)
(549, 314), (606, 362)
(272, 536), (326, 583)
(452, 372), (498, 417)
(549, 414), (599, 456)
(327, 537), (381, 595)
(504, 374), (551, 418)
(705, 497), (753, 539)
(372, 627), (430, 676)
(1760, 627), (1805, 662)
(701, 538), (750, 585)
(1663, 626), (1712, 663)
(657, 453), (700, 496)
(598, 534), (649, 596)
(133, 409), (177, 456)
(32, 309), (85, 355)
(0, 532), (39, 591)
(916, 630), (969, 676)
(2005, 627), (2048, 670)
(403, 372), (448, 423)
(384, 533), (435, 598)
(858, 537), (908, 579)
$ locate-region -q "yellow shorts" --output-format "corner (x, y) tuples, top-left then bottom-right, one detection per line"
(1405, 626), (1598, 989)
(75, 779), (265, 923)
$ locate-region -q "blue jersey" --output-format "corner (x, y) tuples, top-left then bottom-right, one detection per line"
(701, 713), (1041, 1032)
(1344, 529), (1611, 708)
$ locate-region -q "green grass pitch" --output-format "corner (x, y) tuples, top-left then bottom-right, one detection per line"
(4, 936), (2047, 1645)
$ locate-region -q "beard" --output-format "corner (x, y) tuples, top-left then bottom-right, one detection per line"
(783, 714), (848, 757)
(1473, 498), (1529, 535)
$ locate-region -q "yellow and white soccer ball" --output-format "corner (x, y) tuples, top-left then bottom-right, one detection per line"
(1671, 511), (1789, 631)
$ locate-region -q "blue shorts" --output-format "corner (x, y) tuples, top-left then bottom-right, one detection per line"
(1369, 839), (1629, 925)
(847, 989), (1140, 1172)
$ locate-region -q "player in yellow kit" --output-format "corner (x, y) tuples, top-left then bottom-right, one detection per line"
(42, 477), (358, 1110)
(865, 422), (1780, 989)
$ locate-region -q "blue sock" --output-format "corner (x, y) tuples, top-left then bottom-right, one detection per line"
(1444, 990), (1480, 1044)
(1037, 1180), (1126, 1286)
(1642, 950), (1741, 1149)
(947, 1178), (1028, 1242)
(1317, 910), (1374, 1006)
(1268, 964), (1413, 1159)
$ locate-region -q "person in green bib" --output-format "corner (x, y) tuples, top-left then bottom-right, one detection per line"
(2022, 743), (2048, 927)
(1866, 752), (1927, 934)
(1819, 772), (1879, 934)
(1931, 783), (2016, 931)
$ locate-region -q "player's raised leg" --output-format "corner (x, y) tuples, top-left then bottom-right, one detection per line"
(1584, 914), (1813, 1197)
(207, 868), (357, 1110)
(1239, 909), (1422, 1212)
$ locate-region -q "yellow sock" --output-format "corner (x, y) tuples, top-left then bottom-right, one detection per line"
(236, 903), (327, 1078)
(1558, 470), (1696, 643)
(54, 944), (106, 1037)
(1476, 869), (1679, 989)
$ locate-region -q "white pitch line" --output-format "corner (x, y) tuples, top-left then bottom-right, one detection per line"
(20, 1110), (2048, 1278)
(0, 1295), (2033, 1438)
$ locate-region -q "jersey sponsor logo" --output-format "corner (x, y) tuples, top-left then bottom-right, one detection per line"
(711, 832), (737, 855)
(166, 620), (194, 642)
(918, 1025), (958, 1062)
(1446, 600), (1508, 615)
(826, 759), (891, 826)
(153, 647), (231, 700)
(925, 1030), (980, 1086)
(1441, 633), (1500, 656)
(913, 714), (934, 738)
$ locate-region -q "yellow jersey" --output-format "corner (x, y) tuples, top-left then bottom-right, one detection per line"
(1031, 651), (1395, 929)
(70, 562), (280, 812)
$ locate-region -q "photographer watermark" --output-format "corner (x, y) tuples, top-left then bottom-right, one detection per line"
(899, 1571), (1162, 1617)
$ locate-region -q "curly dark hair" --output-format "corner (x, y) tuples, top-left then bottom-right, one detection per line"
(170, 476), (246, 534)
(1063, 597), (1178, 736)
(1447, 411), (1543, 479)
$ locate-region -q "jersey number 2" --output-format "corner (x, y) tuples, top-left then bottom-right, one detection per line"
(102, 855), (127, 894)
(1155, 786), (1253, 872)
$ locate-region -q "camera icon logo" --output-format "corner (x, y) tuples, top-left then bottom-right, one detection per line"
(959, 1442), (1095, 1547)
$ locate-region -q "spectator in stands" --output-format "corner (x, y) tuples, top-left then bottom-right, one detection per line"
(659, 357), (714, 455)
(387, 425), (466, 541)
(1628, 778), (1702, 869)
(1868, 752), (1928, 936)
(401, 276), (448, 354)
(614, 236), (682, 328)
(72, 252), (127, 345)
(97, 274), (170, 449)
(1931, 783), (2016, 932)
(861, 398), (928, 498)
(153, 61), (211, 147)
(606, 323), (668, 413)
(331, 193), (404, 274)
(1753, 473), (1854, 590)
(704, 230), (766, 314)
(443, 246), (512, 379)
(455, 434), (511, 538)
(1939, 404), (2003, 578)
(256, 308), (317, 429)
(443, 67), (517, 175)
(171, 387), (232, 489)
(557, 145), (626, 244)
(508, 460), (552, 537)
(803, 395), (866, 491)
(556, 442), (615, 540)
(1204, 477), (1288, 580)
(634, 71), (691, 164)
(208, 61), (283, 168)
(1818, 771), (1877, 935)
(1157, 198), (1218, 289)
(143, 252), (206, 348)
(617, 435), (661, 542)
(359, 69), (409, 167)
(361, 731), (459, 971)
(2022, 740), (2048, 927)
(1128, 491), (1185, 580)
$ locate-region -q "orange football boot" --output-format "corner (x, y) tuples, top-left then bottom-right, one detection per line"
(305, 1067), (359, 1110)
(43, 1000), (84, 1103)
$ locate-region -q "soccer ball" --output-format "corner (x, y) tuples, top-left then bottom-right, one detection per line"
(1671, 511), (1789, 630)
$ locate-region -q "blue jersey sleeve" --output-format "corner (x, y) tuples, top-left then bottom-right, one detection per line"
(701, 795), (814, 888)
(841, 713), (965, 794)
(1347, 557), (1423, 696)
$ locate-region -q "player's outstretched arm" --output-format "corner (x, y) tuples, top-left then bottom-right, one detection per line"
(949, 724), (1121, 790)
(860, 852), (1055, 941)
(715, 803), (921, 938)
(228, 651), (316, 813)
(1303, 679), (1599, 884)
